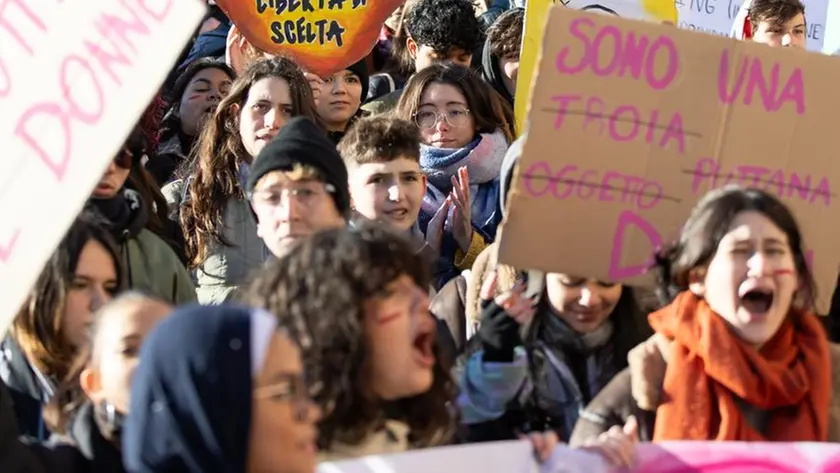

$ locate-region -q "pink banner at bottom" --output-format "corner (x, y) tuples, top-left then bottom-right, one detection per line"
(635, 442), (840, 473)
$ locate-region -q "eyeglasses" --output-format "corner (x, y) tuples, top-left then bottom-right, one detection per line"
(249, 183), (336, 211)
(413, 107), (471, 129)
(254, 375), (316, 422)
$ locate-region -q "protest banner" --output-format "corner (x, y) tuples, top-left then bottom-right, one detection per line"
(514, 0), (677, 136)
(499, 6), (840, 313)
(215, 0), (403, 78)
(674, 0), (829, 52)
(318, 440), (840, 473)
(0, 0), (205, 336)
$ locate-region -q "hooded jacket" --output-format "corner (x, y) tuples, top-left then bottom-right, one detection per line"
(88, 189), (196, 305)
(123, 304), (273, 473)
(480, 34), (514, 105)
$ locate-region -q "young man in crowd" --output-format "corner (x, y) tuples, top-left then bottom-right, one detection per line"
(481, 7), (524, 106)
(338, 116), (437, 259)
(363, 0), (482, 114)
(245, 116), (349, 258)
(741, 0), (806, 48)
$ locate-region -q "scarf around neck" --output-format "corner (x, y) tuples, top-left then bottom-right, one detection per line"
(532, 312), (615, 438)
(649, 291), (831, 441)
(418, 130), (508, 233)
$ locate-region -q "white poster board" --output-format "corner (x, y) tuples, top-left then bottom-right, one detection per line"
(318, 440), (840, 473)
(676, 0), (829, 52)
(0, 0), (205, 335)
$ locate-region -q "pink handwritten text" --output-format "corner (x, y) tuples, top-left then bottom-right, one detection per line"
(13, 0), (173, 182)
(556, 17), (679, 91)
(0, 228), (21, 263)
(0, 0), (49, 98)
(552, 94), (687, 153)
(718, 49), (805, 114)
(690, 157), (832, 206)
(608, 210), (662, 280)
(523, 162), (670, 210)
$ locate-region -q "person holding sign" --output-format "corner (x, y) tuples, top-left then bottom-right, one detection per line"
(1, 213), (124, 440)
(456, 139), (653, 445)
(163, 58), (321, 305)
(571, 187), (840, 452)
(395, 63), (515, 288)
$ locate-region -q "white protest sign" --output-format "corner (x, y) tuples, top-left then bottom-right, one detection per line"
(0, 0), (205, 335)
(318, 440), (840, 473)
(676, 0), (829, 52)
(317, 441), (606, 473)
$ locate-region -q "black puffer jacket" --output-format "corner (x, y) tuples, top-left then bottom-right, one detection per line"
(1, 381), (124, 473)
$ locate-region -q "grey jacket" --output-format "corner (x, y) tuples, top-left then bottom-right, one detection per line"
(162, 179), (269, 304)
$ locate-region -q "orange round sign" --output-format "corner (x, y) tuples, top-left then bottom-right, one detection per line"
(216, 0), (404, 77)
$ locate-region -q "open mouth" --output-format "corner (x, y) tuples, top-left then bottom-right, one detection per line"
(385, 208), (409, 219)
(412, 331), (435, 367)
(740, 288), (774, 315)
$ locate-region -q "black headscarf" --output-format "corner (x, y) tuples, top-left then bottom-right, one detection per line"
(123, 304), (275, 473)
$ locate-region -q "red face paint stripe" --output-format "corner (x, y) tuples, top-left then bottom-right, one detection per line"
(774, 269), (794, 276)
(375, 311), (402, 325)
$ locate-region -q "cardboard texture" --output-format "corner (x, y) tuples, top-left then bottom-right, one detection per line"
(514, 0), (678, 136)
(216, 0), (403, 78)
(499, 6), (840, 313)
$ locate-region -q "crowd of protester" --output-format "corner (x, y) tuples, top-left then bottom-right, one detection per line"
(3, 1), (839, 472)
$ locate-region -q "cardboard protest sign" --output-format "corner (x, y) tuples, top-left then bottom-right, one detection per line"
(514, 0), (678, 135)
(499, 6), (840, 313)
(0, 0), (204, 336)
(216, 0), (403, 78)
(317, 440), (840, 473)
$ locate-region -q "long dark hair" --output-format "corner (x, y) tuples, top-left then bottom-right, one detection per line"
(394, 62), (516, 143)
(179, 57), (320, 268)
(159, 58), (236, 146)
(654, 185), (815, 308)
(12, 212), (125, 382)
(243, 224), (456, 449)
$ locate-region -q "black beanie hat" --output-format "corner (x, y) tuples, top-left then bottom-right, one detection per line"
(346, 59), (369, 104)
(246, 117), (350, 218)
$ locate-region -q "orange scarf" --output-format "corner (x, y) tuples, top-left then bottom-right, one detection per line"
(650, 291), (831, 441)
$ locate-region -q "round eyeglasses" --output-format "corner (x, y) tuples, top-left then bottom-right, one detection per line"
(413, 108), (471, 129)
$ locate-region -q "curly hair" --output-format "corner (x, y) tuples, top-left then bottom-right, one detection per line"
(395, 62), (516, 143)
(487, 7), (525, 59)
(406, 0), (481, 56)
(242, 224), (457, 449)
(179, 57), (320, 268)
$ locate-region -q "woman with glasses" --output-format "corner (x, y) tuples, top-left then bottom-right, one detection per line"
(87, 127), (196, 305)
(123, 304), (321, 473)
(395, 62), (515, 289)
(162, 57), (322, 304)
